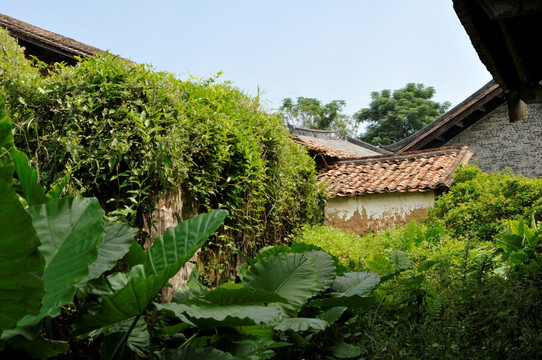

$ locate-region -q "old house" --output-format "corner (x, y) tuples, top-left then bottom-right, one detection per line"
(318, 146), (472, 234)
(384, 80), (542, 177)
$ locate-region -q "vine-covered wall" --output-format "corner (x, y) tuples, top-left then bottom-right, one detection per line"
(0, 28), (325, 283)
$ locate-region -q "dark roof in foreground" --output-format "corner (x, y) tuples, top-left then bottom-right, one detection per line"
(319, 146), (473, 197)
(289, 126), (390, 160)
(0, 13), (113, 64)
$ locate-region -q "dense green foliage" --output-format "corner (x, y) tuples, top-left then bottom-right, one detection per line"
(0, 28), (324, 282)
(355, 83), (450, 145)
(296, 165), (542, 359)
(279, 96), (353, 134)
(426, 164), (542, 241)
(1, 105), (381, 358)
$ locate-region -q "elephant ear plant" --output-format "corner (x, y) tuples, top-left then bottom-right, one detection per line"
(154, 242), (381, 359)
(0, 95), (227, 359)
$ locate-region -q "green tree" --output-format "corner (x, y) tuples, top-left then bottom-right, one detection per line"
(354, 83), (450, 145)
(279, 97), (353, 133)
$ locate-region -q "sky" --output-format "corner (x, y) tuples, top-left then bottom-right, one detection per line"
(2, 1), (492, 122)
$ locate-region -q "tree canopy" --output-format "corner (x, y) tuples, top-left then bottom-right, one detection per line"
(279, 97), (353, 134)
(354, 83), (451, 145)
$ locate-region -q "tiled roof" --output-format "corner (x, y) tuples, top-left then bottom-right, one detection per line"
(319, 146), (473, 196)
(289, 126), (389, 160)
(293, 136), (360, 160)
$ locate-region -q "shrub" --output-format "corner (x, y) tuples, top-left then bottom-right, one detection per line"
(426, 164), (542, 241)
(0, 29), (325, 283)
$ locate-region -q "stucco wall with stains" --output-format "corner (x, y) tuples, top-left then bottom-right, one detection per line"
(324, 191), (435, 234)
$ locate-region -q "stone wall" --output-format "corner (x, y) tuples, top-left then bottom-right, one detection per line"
(324, 191), (435, 235)
(446, 103), (542, 177)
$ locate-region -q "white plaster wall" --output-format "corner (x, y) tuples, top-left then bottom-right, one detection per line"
(325, 191), (435, 234)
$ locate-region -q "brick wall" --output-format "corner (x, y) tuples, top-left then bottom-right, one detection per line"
(446, 103), (542, 177)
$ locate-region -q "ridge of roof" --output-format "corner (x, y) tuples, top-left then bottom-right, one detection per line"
(289, 125), (390, 156)
(319, 146), (473, 197)
(384, 80), (504, 153)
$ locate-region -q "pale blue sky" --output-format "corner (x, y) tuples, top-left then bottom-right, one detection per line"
(2, 1), (491, 119)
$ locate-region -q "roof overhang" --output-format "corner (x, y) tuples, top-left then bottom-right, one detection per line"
(453, 0), (542, 121)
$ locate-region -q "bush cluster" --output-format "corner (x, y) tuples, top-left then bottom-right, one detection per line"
(0, 28), (325, 282)
(425, 164), (542, 241)
(295, 164), (542, 359)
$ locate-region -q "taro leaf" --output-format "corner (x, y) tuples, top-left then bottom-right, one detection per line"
(242, 253), (318, 316)
(74, 210), (227, 335)
(273, 317), (328, 332)
(331, 341), (362, 359)
(367, 253), (393, 275)
(317, 307), (347, 325)
(156, 302), (281, 330)
(235, 325), (274, 340)
(85, 220), (137, 282)
(74, 266), (165, 335)
(308, 272), (379, 310)
(125, 239), (146, 268)
(97, 316), (150, 356)
(404, 220), (424, 247)
(0, 180), (44, 334)
(46, 171), (70, 199)
(9, 336), (69, 358)
(291, 242), (347, 275)
(309, 295), (374, 310)
(26, 197), (104, 320)
(253, 245), (291, 263)
(144, 210), (228, 279)
(11, 148), (48, 206)
(152, 347), (235, 360)
(0, 96), (14, 183)
(331, 272), (380, 297)
(188, 283), (288, 306)
(172, 267), (209, 304)
(390, 250), (411, 271)
(301, 250), (336, 293)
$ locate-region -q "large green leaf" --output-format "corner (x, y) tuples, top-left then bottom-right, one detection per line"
(309, 294), (374, 310)
(243, 253), (318, 316)
(152, 347), (236, 360)
(144, 210), (228, 279)
(291, 242), (347, 275)
(331, 272), (380, 297)
(272, 317), (328, 332)
(301, 250), (336, 293)
(97, 316), (150, 357)
(156, 302), (281, 330)
(189, 283), (288, 306)
(390, 250), (411, 271)
(0, 180), (44, 334)
(8, 335), (69, 358)
(27, 197), (104, 319)
(331, 341), (362, 359)
(0, 96), (14, 183)
(11, 148), (48, 206)
(85, 220), (137, 282)
(308, 272), (379, 310)
(74, 210), (227, 335)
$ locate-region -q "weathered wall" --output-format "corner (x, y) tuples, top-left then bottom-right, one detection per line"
(142, 186), (197, 301)
(446, 102), (542, 177)
(324, 191), (435, 234)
